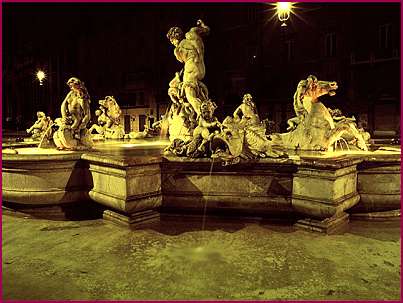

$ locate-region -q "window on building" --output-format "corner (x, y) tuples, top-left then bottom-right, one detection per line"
(324, 32), (336, 57)
(133, 92), (137, 105)
(137, 92), (145, 106)
(378, 23), (391, 49)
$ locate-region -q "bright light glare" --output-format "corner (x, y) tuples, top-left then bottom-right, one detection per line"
(276, 2), (293, 25)
(277, 2), (292, 12)
(36, 70), (46, 85)
(36, 70), (46, 81)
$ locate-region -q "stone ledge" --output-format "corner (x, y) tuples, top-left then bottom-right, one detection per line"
(2, 189), (89, 205)
(349, 209), (401, 221)
(103, 209), (160, 227)
(89, 191), (161, 213)
(294, 212), (349, 234)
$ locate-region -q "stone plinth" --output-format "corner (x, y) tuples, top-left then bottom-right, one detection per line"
(161, 157), (296, 216)
(2, 151), (90, 205)
(292, 156), (362, 233)
(82, 153), (162, 227)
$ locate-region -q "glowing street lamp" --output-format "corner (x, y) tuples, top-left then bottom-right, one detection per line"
(277, 2), (293, 27)
(36, 70), (46, 85)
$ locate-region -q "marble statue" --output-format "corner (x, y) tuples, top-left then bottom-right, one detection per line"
(163, 21), (286, 162)
(271, 75), (369, 151)
(167, 19), (210, 116)
(216, 94), (285, 159)
(26, 111), (52, 141)
(233, 93), (260, 128)
(165, 94), (286, 161)
(329, 108), (371, 148)
(89, 96), (124, 139)
(165, 99), (220, 157)
(166, 19), (210, 141)
(52, 77), (93, 150)
(89, 108), (108, 135)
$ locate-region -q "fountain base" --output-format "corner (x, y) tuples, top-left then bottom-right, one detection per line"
(2, 142), (401, 232)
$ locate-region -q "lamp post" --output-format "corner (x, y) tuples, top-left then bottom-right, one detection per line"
(276, 2), (293, 131)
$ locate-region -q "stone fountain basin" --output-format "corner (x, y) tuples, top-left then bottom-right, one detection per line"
(2, 142), (401, 229)
(2, 148), (90, 205)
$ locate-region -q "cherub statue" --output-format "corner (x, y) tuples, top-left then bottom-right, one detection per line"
(26, 111), (51, 140)
(192, 99), (221, 153)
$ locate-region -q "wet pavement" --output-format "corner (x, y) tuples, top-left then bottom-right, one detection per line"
(2, 213), (400, 300)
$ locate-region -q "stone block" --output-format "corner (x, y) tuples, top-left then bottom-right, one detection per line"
(82, 153), (162, 225)
(294, 212), (349, 234)
(161, 158), (295, 214)
(292, 157), (361, 219)
(103, 209), (160, 227)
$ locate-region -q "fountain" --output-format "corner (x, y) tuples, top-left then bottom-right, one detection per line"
(2, 20), (400, 234)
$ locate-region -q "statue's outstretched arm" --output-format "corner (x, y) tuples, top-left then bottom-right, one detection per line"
(188, 19), (210, 38)
(233, 105), (243, 119)
(196, 19), (210, 36)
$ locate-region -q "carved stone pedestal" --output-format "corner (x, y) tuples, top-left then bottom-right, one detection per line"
(295, 212), (349, 234)
(291, 156), (361, 233)
(82, 153), (162, 229)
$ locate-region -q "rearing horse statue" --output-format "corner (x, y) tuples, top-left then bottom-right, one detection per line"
(272, 75), (369, 152)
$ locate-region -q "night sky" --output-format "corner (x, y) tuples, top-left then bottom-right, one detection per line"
(3, 2), (401, 131)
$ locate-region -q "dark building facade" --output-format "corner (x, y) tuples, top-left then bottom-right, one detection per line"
(3, 3), (400, 137)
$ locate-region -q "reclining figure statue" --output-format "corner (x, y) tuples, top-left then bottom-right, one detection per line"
(26, 111), (52, 141)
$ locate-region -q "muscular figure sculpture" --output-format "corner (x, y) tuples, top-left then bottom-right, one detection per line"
(167, 19), (210, 116)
